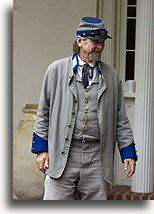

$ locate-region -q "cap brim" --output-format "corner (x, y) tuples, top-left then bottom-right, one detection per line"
(87, 35), (112, 40)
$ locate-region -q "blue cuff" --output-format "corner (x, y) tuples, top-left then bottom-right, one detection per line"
(31, 132), (48, 153)
(120, 142), (138, 163)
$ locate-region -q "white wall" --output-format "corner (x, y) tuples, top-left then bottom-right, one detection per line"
(13, 0), (97, 130)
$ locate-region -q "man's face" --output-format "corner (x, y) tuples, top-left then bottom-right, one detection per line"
(77, 37), (105, 63)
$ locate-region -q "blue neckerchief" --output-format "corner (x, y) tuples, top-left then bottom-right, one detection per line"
(72, 53), (79, 72)
(96, 61), (102, 75)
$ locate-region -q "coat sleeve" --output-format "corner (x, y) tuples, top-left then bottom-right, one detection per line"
(116, 79), (138, 162)
(31, 66), (52, 154)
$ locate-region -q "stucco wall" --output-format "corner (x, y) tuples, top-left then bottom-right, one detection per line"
(13, 0), (97, 130)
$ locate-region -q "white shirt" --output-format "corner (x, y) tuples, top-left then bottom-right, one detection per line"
(77, 55), (97, 87)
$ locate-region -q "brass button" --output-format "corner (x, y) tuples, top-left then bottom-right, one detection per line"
(32, 148), (35, 150)
(74, 99), (77, 103)
(72, 111), (75, 114)
(84, 110), (88, 114)
(83, 120), (87, 125)
(68, 124), (71, 127)
(61, 151), (65, 154)
(65, 137), (68, 140)
(85, 100), (88, 103)
(85, 89), (89, 92)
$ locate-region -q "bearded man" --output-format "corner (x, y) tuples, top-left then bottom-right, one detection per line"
(31, 17), (137, 200)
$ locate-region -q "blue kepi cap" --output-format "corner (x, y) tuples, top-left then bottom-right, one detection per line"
(76, 17), (112, 40)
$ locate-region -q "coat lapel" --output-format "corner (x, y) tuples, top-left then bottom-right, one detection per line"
(97, 62), (106, 102)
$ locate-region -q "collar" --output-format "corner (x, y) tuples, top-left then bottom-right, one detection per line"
(72, 53), (102, 74)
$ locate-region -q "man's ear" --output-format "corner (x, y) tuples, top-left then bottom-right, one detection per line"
(76, 36), (82, 48)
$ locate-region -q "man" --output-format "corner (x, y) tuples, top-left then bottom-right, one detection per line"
(31, 17), (137, 200)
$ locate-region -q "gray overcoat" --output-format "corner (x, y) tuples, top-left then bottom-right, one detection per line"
(31, 54), (137, 183)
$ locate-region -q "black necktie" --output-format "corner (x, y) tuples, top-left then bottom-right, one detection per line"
(82, 64), (93, 88)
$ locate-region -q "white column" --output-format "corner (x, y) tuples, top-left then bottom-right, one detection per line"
(97, 0), (116, 68)
(131, 0), (153, 193)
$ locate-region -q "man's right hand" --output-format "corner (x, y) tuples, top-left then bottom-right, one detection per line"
(36, 152), (49, 173)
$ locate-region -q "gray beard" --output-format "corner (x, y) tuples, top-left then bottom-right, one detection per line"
(88, 53), (101, 62)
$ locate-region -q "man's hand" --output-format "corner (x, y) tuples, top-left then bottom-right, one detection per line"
(124, 158), (136, 178)
(36, 152), (49, 173)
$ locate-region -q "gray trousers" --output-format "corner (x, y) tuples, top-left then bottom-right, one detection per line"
(43, 140), (110, 200)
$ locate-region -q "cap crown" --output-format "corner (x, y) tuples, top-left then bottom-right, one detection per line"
(77, 17), (105, 32)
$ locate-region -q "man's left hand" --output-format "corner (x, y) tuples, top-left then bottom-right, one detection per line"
(124, 158), (136, 178)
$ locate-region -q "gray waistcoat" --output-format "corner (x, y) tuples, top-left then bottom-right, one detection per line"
(72, 72), (100, 142)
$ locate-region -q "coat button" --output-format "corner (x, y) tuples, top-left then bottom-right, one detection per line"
(68, 124), (71, 127)
(72, 111), (75, 114)
(84, 109), (88, 114)
(85, 89), (89, 92)
(65, 137), (68, 140)
(74, 99), (77, 103)
(61, 151), (65, 154)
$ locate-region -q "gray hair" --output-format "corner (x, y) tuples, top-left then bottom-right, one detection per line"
(72, 40), (80, 54)
(72, 37), (87, 54)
